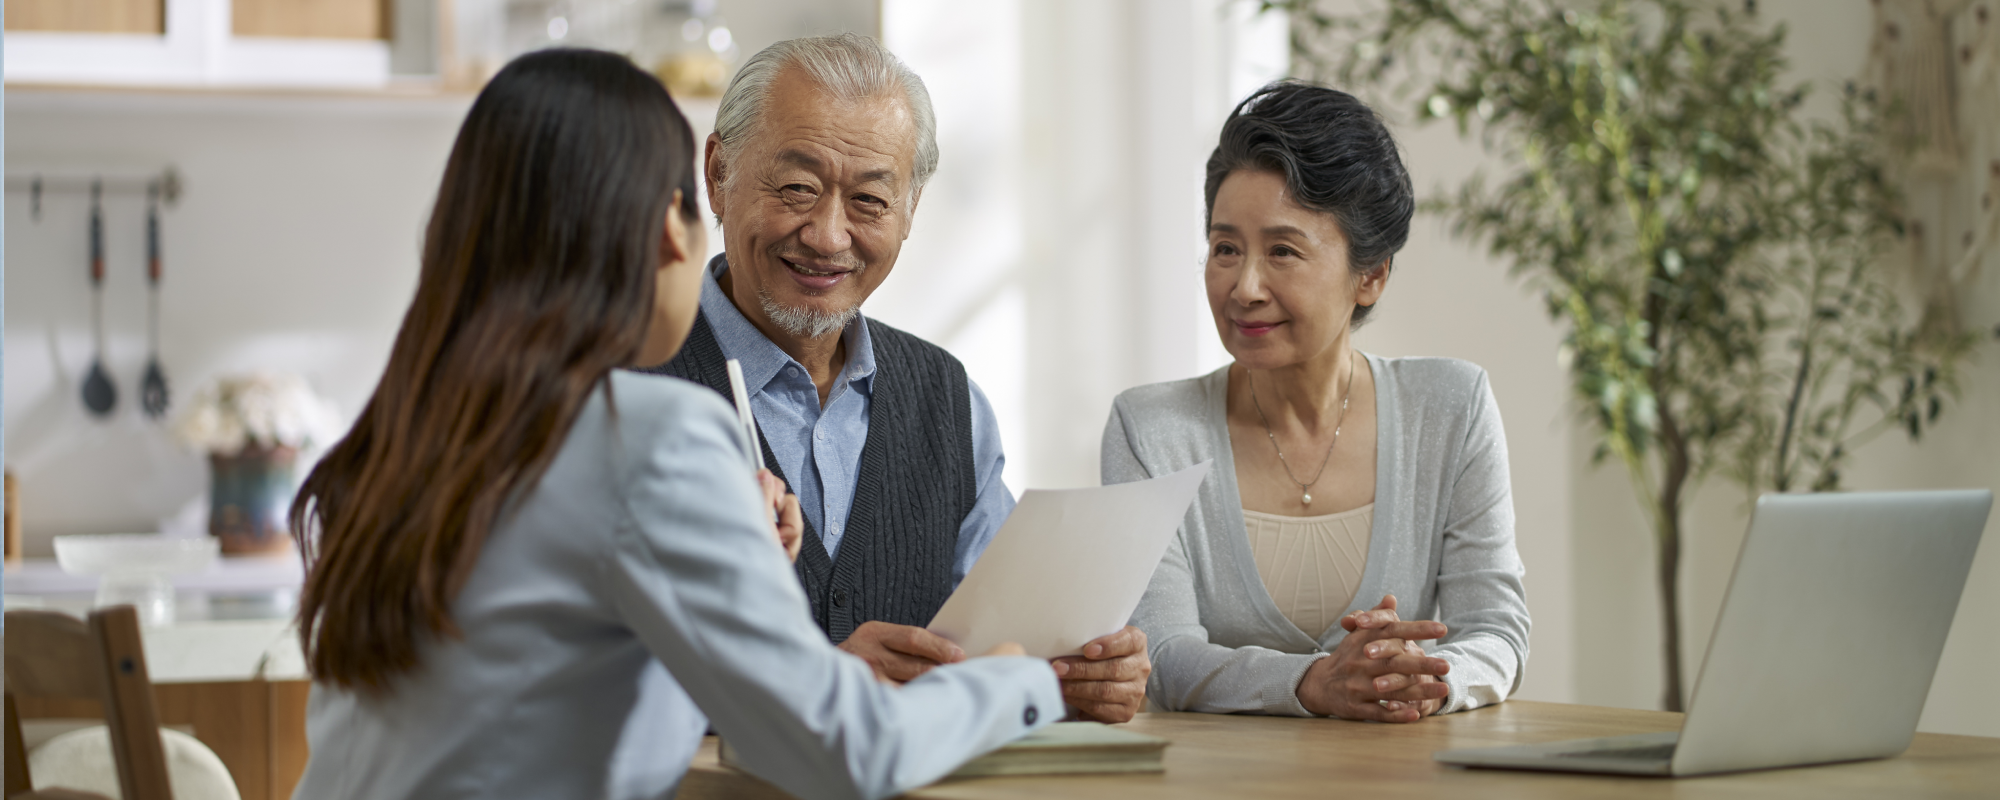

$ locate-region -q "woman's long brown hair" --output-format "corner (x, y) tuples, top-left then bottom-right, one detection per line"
(293, 49), (701, 692)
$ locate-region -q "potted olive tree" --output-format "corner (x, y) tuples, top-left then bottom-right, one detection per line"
(1275, 0), (1977, 710)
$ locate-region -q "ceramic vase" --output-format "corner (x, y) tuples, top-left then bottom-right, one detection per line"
(208, 444), (299, 555)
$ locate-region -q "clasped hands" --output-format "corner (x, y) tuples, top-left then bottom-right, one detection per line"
(1295, 594), (1451, 723)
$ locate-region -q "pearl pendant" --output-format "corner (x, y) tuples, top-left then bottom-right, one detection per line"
(1302, 492), (1313, 505)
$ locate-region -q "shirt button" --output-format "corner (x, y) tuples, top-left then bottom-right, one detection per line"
(1023, 706), (1039, 726)
(815, 431), (826, 441)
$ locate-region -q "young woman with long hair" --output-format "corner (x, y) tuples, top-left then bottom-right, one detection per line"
(288, 49), (1059, 800)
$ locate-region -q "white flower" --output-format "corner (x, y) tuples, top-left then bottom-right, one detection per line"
(172, 372), (338, 455)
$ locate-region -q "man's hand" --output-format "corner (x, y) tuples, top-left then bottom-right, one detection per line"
(755, 469), (803, 563)
(838, 621), (966, 684)
(1296, 595), (1450, 722)
(1051, 626), (1151, 723)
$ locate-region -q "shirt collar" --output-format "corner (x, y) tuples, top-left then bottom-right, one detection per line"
(698, 253), (877, 396)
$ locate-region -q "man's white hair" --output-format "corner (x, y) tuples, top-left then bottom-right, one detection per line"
(713, 32), (939, 196)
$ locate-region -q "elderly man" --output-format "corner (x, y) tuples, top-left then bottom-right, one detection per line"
(639, 33), (1149, 722)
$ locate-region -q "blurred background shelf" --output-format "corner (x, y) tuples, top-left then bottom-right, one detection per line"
(4, 0), (417, 90)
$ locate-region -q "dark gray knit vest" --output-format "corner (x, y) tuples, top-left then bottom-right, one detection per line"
(638, 309), (976, 642)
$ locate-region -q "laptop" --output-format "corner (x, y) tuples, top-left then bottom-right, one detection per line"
(1435, 489), (1992, 776)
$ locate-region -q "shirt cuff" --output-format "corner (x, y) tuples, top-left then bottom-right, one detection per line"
(1262, 652), (1329, 717)
(1015, 657), (1065, 733)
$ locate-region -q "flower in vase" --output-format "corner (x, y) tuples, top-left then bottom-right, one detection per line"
(173, 371), (340, 456)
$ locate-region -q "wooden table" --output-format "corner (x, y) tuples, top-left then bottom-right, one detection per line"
(674, 701), (2000, 799)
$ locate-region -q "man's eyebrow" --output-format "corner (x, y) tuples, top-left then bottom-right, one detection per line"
(772, 149), (901, 189)
(774, 149), (824, 171)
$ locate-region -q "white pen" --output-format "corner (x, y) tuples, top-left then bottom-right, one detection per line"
(725, 359), (779, 526)
(724, 359), (766, 472)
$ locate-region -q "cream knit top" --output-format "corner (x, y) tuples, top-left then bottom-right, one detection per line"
(1241, 504), (1374, 639)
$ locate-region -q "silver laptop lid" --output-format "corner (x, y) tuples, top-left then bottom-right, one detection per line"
(1673, 490), (1991, 775)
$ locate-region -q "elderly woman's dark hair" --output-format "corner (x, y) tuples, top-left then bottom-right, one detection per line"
(1205, 80), (1413, 324)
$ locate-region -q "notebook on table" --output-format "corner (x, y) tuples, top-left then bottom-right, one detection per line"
(719, 721), (1169, 779)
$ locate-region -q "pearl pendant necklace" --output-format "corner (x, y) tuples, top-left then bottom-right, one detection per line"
(1249, 351), (1356, 507)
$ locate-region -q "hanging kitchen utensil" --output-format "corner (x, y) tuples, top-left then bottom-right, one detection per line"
(141, 183), (170, 418)
(82, 180), (118, 418)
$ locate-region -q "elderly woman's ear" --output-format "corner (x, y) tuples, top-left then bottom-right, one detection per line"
(1355, 259), (1391, 309)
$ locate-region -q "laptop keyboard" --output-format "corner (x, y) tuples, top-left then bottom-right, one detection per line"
(1552, 744), (1678, 761)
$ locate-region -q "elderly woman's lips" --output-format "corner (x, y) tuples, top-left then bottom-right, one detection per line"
(1234, 320), (1281, 337)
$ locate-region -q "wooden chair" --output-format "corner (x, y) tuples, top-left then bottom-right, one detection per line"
(5, 605), (172, 800)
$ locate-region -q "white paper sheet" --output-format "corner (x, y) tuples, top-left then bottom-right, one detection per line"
(927, 460), (1212, 658)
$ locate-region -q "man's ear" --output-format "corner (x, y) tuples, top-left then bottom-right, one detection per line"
(703, 133), (728, 221)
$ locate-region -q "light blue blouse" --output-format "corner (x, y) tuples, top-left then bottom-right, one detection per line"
(291, 371), (1060, 800)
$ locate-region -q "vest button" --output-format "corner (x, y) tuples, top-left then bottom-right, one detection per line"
(833, 590), (850, 608)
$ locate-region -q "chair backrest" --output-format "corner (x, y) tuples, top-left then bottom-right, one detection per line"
(5, 606), (173, 800)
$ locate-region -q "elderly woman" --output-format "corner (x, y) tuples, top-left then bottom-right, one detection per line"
(1104, 81), (1529, 722)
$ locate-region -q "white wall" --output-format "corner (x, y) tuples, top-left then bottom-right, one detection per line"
(876, 0), (1288, 494)
(3, 91), (471, 551)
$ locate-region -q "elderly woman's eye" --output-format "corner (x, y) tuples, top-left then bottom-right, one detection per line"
(1271, 245), (1299, 258)
(1212, 242), (1240, 257)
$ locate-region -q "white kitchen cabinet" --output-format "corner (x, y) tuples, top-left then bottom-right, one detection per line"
(3, 0), (431, 90)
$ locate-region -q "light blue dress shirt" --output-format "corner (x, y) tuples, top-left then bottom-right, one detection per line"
(292, 373), (1060, 800)
(698, 255), (1015, 587)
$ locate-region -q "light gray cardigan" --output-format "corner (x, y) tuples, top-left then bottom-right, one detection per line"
(1103, 355), (1530, 717)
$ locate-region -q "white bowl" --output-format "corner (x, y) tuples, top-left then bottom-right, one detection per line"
(54, 534), (219, 577)
(52, 535), (219, 627)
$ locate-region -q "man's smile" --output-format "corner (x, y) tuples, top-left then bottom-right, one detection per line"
(780, 256), (860, 291)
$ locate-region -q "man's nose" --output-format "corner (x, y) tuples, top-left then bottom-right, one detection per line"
(799, 197), (854, 256)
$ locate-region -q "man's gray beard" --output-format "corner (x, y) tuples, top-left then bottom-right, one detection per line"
(759, 287), (860, 339)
